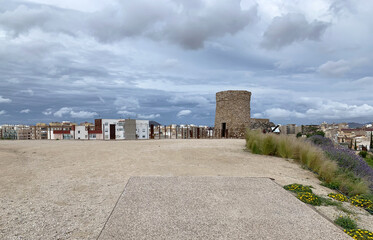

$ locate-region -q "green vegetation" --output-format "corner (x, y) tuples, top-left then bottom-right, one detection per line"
(306, 130), (325, 138)
(283, 184), (312, 193)
(284, 183), (347, 208)
(245, 130), (371, 196)
(360, 151), (368, 159)
(359, 151), (373, 169)
(297, 192), (321, 205)
(334, 215), (357, 230)
(328, 193), (348, 202)
(283, 183), (372, 238)
(344, 229), (373, 240)
(350, 195), (373, 209)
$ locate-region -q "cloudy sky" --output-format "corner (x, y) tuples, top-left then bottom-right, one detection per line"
(0, 0), (372, 126)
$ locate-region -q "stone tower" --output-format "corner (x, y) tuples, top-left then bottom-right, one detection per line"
(214, 90), (251, 138)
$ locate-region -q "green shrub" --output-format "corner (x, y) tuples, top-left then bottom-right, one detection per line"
(359, 151), (368, 158)
(334, 215), (357, 230)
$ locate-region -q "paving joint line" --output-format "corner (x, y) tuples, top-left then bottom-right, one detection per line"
(96, 178), (132, 240)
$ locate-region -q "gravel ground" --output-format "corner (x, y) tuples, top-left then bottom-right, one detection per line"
(0, 139), (371, 239)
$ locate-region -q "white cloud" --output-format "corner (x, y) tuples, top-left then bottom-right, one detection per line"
(257, 99), (373, 121)
(54, 107), (72, 117)
(177, 109), (192, 117)
(261, 108), (306, 119)
(261, 13), (329, 50)
(138, 113), (160, 119)
(116, 110), (160, 119)
(318, 59), (350, 77)
(305, 101), (373, 119)
(117, 110), (136, 116)
(42, 108), (53, 115)
(252, 113), (263, 118)
(0, 96), (12, 103)
(70, 110), (97, 118)
(20, 109), (31, 113)
(0, 110), (6, 115)
(20, 89), (34, 96)
(53, 107), (97, 118)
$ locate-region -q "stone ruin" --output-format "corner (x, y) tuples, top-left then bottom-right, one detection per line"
(214, 90), (275, 138)
(214, 90), (251, 138)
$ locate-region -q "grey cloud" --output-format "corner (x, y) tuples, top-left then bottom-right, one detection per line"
(261, 13), (329, 50)
(114, 97), (140, 110)
(0, 4), (83, 37)
(162, 1), (257, 49)
(0, 0), (257, 50)
(318, 59), (350, 77)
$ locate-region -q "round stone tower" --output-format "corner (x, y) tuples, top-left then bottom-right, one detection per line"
(214, 90), (251, 138)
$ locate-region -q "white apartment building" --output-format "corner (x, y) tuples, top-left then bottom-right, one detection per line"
(101, 119), (125, 140)
(136, 120), (149, 139)
(75, 126), (88, 140)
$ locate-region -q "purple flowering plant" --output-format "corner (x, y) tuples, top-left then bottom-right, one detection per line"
(309, 135), (373, 192)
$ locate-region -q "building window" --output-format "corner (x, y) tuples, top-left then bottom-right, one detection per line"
(105, 122), (108, 126)
(78, 130), (80, 134)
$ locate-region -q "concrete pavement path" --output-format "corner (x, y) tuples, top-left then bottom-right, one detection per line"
(98, 177), (351, 240)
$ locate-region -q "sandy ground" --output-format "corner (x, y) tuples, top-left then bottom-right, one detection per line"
(0, 139), (371, 239)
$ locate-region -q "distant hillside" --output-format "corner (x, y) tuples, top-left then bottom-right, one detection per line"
(149, 121), (161, 126)
(347, 122), (371, 129)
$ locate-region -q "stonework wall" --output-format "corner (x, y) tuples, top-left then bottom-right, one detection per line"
(250, 118), (275, 132)
(214, 90), (251, 138)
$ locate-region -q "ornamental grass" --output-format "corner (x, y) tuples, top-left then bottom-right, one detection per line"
(245, 130), (372, 197)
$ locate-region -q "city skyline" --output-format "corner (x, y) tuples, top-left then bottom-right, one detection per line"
(1, 0), (373, 126)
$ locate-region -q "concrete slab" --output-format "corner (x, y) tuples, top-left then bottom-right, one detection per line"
(98, 177), (351, 240)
